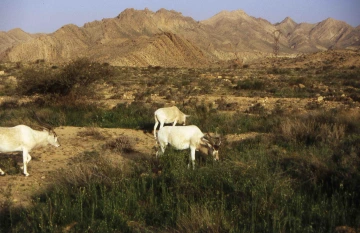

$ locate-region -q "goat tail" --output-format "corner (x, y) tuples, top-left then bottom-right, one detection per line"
(154, 112), (158, 122)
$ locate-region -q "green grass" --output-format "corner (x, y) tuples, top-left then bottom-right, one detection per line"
(0, 102), (155, 130)
(1, 106), (359, 232)
(0, 100), (278, 134)
(1, 134), (359, 232)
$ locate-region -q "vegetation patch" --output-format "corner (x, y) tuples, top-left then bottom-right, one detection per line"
(18, 58), (115, 98)
(0, 57), (359, 232)
(103, 136), (135, 154)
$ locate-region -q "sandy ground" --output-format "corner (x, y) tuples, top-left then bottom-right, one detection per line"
(0, 124), (255, 207)
(0, 126), (157, 207)
(0, 124), (261, 207)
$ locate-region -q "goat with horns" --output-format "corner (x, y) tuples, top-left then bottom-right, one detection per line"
(156, 125), (221, 169)
(0, 114), (60, 176)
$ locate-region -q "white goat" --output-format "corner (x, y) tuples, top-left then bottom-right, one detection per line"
(154, 106), (189, 138)
(156, 125), (221, 169)
(0, 125), (60, 176)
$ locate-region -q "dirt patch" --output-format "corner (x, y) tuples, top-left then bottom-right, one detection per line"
(0, 124), (257, 207)
(0, 126), (157, 207)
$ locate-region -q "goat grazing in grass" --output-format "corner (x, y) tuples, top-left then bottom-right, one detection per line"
(0, 125), (60, 176)
(154, 106), (190, 138)
(156, 125), (221, 169)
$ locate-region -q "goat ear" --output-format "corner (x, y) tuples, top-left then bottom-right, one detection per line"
(186, 115), (190, 118)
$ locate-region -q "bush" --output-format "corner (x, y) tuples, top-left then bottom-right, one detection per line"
(278, 112), (346, 146)
(0, 99), (20, 110)
(77, 126), (106, 140)
(235, 78), (265, 90)
(245, 103), (267, 115)
(103, 136), (134, 153)
(18, 66), (55, 95)
(18, 58), (114, 97)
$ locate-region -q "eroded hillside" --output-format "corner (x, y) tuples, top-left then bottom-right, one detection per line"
(1, 8), (359, 67)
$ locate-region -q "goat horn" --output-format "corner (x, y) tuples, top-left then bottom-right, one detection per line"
(205, 133), (215, 145)
(31, 110), (53, 130)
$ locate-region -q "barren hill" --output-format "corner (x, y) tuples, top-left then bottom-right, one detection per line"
(0, 28), (40, 60)
(0, 8), (359, 67)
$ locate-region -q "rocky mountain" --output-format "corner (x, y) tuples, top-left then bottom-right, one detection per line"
(0, 28), (40, 60)
(202, 10), (278, 52)
(0, 8), (359, 67)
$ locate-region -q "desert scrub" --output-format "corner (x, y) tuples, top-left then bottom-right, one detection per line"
(0, 156), (21, 175)
(18, 58), (115, 97)
(186, 102), (279, 135)
(77, 126), (106, 140)
(276, 109), (358, 147)
(268, 67), (294, 75)
(235, 78), (265, 90)
(102, 136), (134, 153)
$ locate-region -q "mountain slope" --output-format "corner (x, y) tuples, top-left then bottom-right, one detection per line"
(309, 18), (354, 49)
(1, 8), (359, 66)
(201, 10), (278, 53)
(0, 28), (39, 60)
(87, 32), (212, 67)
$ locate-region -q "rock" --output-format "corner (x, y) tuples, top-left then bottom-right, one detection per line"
(317, 96), (324, 102)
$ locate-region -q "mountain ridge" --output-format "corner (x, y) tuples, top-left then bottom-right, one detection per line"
(0, 8), (359, 67)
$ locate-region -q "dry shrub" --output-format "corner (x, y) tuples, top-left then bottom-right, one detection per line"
(215, 97), (238, 111)
(305, 100), (324, 110)
(55, 163), (105, 187)
(337, 109), (360, 134)
(0, 156), (21, 175)
(176, 205), (227, 233)
(318, 123), (345, 144)
(18, 58), (114, 97)
(52, 151), (120, 187)
(235, 78), (265, 90)
(77, 126), (105, 140)
(245, 103), (266, 115)
(50, 93), (83, 107)
(0, 99), (19, 109)
(279, 117), (345, 146)
(103, 136), (134, 153)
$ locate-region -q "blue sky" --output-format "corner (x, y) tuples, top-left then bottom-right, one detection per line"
(1, 0), (359, 33)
